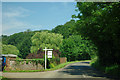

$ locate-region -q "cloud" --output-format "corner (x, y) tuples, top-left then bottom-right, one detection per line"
(2, 6), (42, 35)
(3, 17), (43, 35)
(3, 7), (29, 18)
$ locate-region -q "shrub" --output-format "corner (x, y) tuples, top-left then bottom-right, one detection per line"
(26, 48), (61, 59)
(49, 63), (56, 68)
(26, 60), (29, 64)
(105, 64), (120, 76)
(47, 55), (60, 69)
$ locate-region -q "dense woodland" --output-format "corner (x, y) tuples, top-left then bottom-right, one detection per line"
(1, 2), (120, 78)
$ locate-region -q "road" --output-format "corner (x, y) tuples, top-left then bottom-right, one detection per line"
(2, 61), (114, 80)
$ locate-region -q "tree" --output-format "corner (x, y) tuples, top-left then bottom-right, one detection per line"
(0, 41), (2, 54)
(2, 44), (19, 55)
(1, 35), (8, 45)
(2, 32), (34, 58)
(52, 20), (76, 39)
(1, 30), (52, 59)
(60, 35), (97, 61)
(31, 31), (63, 53)
(74, 2), (120, 66)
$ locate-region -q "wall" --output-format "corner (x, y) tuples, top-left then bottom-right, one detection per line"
(5, 59), (44, 71)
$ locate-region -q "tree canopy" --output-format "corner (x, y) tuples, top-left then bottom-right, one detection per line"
(31, 31), (63, 53)
(60, 35), (97, 61)
(2, 31), (34, 58)
(2, 44), (19, 55)
(52, 20), (76, 39)
(1, 30), (52, 58)
(73, 2), (120, 66)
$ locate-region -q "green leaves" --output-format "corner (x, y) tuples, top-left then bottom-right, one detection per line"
(74, 2), (120, 66)
(2, 44), (19, 55)
(31, 31), (63, 53)
(51, 20), (76, 39)
(60, 35), (97, 61)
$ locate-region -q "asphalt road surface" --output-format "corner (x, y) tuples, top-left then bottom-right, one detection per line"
(2, 61), (115, 80)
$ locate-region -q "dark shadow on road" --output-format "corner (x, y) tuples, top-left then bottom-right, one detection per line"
(59, 65), (106, 77)
(80, 62), (90, 64)
(58, 62), (118, 80)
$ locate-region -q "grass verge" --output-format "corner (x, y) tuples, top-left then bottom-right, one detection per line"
(0, 76), (11, 80)
(3, 60), (90, 72)
(1, 77), (11, 80)
(0, 76), (2, 79)
(46, 60), (90, 71)
(90, 57), (120, 79)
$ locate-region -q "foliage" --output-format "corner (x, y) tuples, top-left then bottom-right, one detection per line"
(47, 55), (59, 68)
(60, 35), (97, 61)
(49, 63), (56, 68)
(1, 30), (51, 58)
(1, 77), (11, 80)
(26, 48), (61, 59)
(74, 2), (120, 66)
(2, 31), (34, 58)
(2, 44), (19, 55)
(30, 31), (63, 53)
(1, 35), (8, 45)
(105, 64), (120, 78)
(52, 19), (76, 39)
(91, 58), (120, 79)
(0, 41), (2, 54)
(14, 59), (44, 66)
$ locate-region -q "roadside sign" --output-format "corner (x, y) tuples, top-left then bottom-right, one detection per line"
(48, 51), (52, 58)
(43, 47), (53, 70)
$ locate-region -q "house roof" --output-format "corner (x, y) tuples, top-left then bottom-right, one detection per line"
(1, 54), (17, 57)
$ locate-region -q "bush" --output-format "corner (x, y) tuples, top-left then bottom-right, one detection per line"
(91, 57), (105, 72)
(26, 48), (61, 59)
(91, 57), (120, 79)
(49, 63), (56, 68)
(47, 55), (60, 69)
(105, 64), (120, 76)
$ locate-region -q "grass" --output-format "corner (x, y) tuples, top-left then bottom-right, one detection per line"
(1, 78), (11, 80)
(3, 60), (90, 72)
(90, 58), (120, 79)
(46, 60), (90, 71)
(0, 76), (11, 80)
(3, 69), (44, 72)
(0, 76), (2, 79)
(105, 64), (120, 78)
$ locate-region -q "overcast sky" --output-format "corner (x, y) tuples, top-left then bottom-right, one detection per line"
(2, 2), (77, 36)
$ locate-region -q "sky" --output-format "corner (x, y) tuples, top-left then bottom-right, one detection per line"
(2, 2), (78, 36)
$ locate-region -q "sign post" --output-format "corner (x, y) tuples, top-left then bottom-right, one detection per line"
(43, 47), (53, 70)
(48, 51), (52, 58)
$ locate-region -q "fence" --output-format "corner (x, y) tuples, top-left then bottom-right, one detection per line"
(60, 57), (67, 64)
